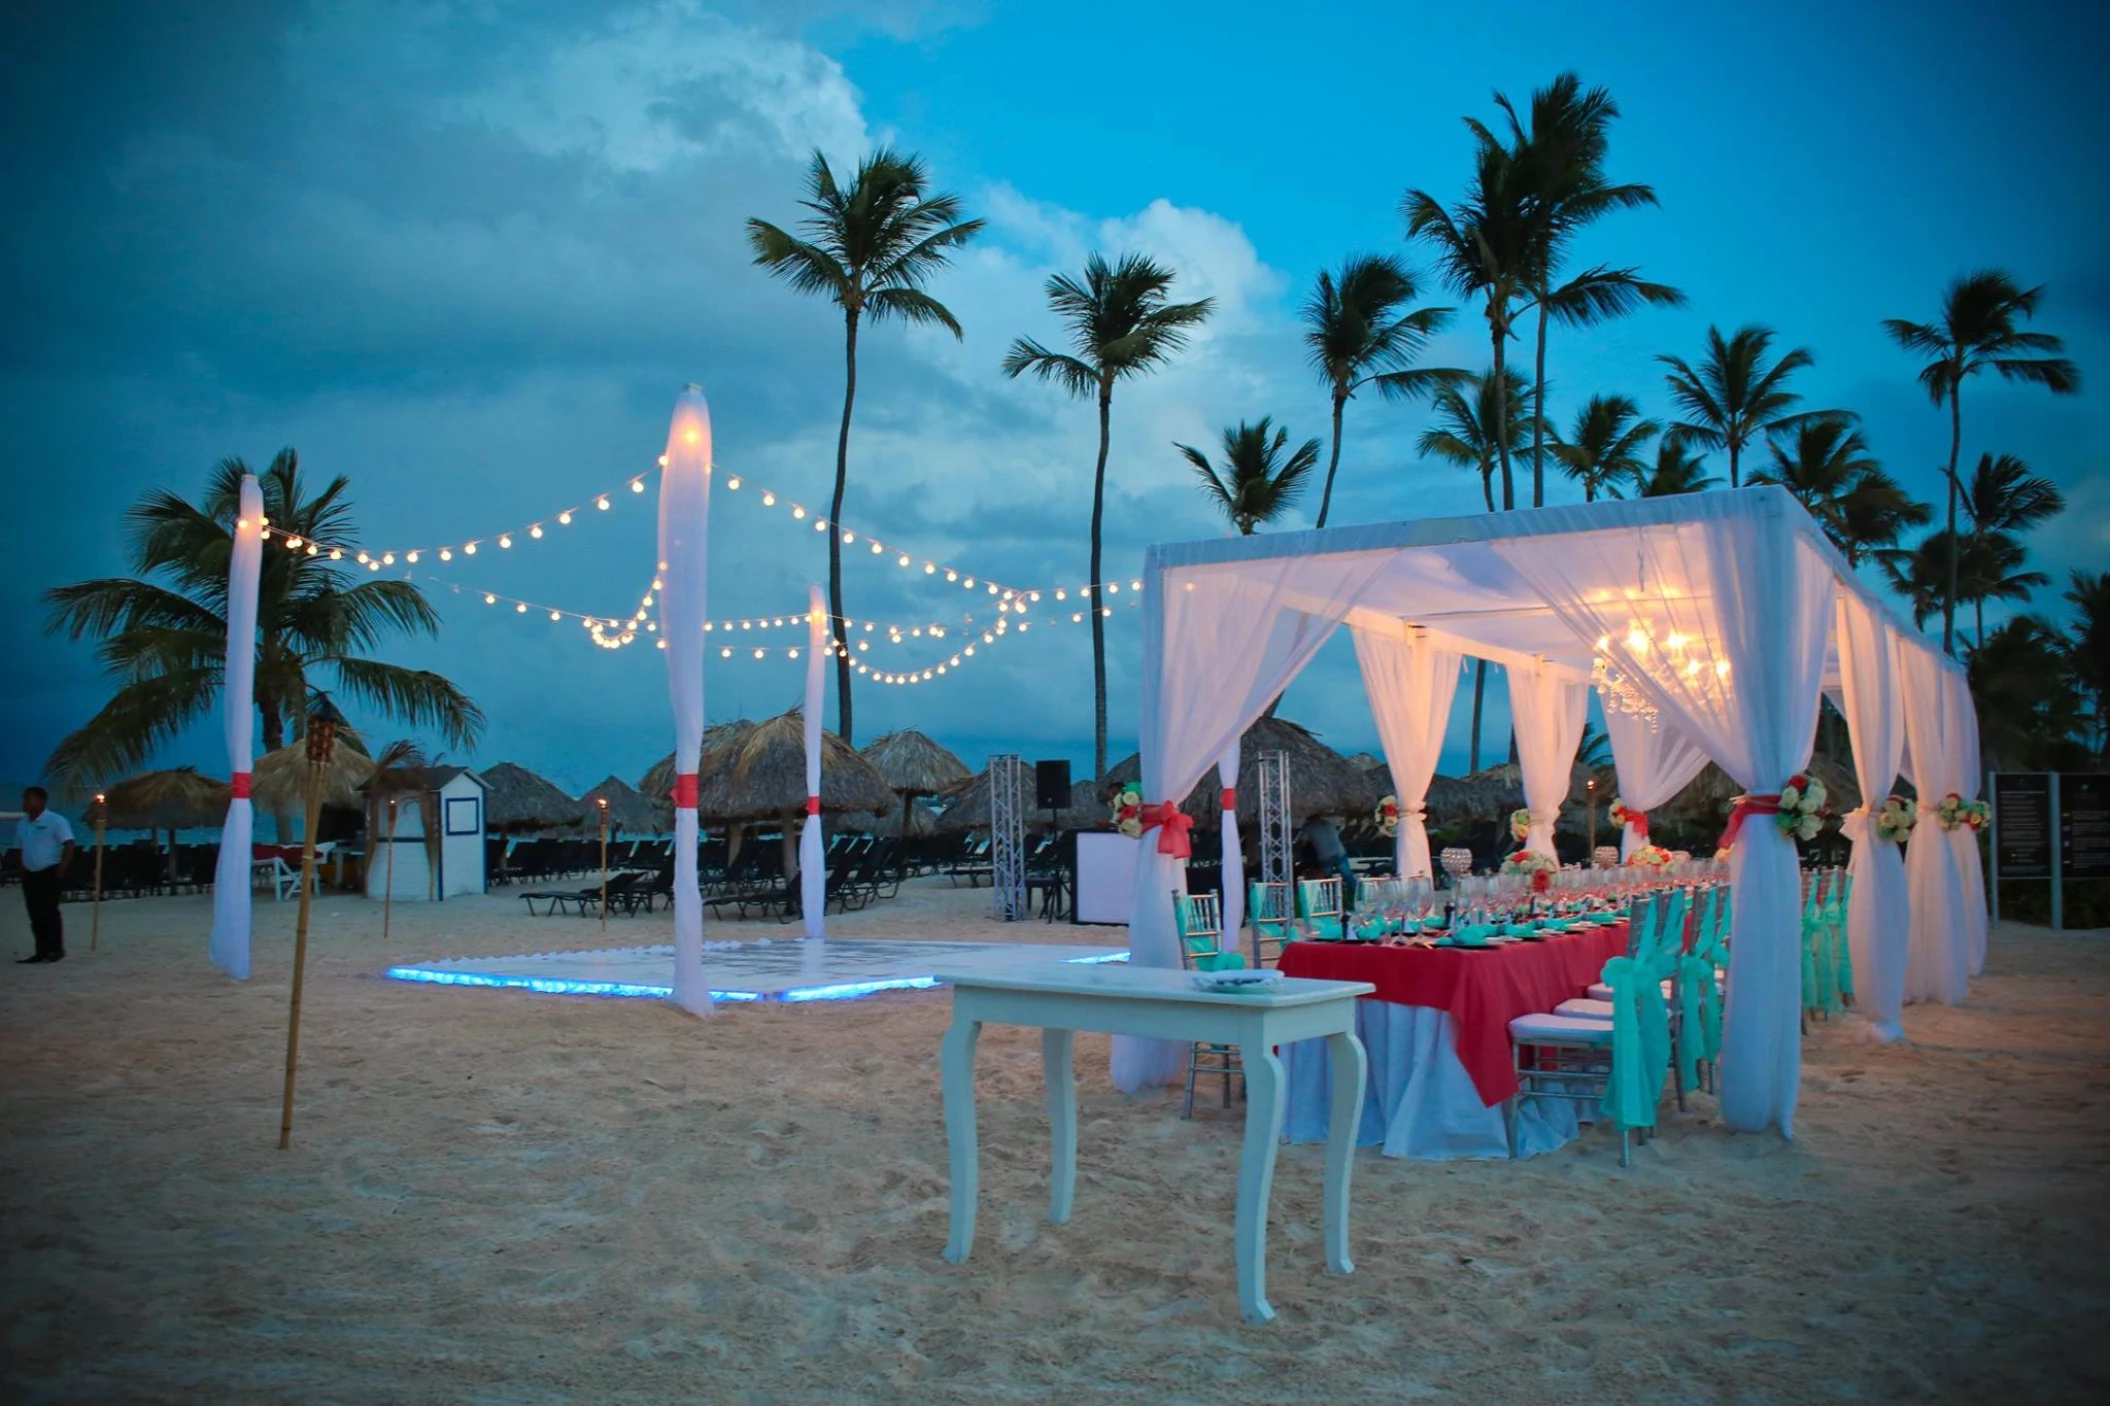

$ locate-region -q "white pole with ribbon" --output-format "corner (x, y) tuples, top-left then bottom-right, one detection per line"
(208, 474), (263, 980)
(801, 583), (826, 939)
(658, 385), (714, 1017)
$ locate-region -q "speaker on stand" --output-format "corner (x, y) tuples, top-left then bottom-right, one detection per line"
(1035, 760), (1072, 919)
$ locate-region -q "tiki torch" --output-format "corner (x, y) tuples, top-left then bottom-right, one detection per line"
(598, 796), (610, 931)
(279, 693), (345, 1150)
(90, 792), (107, 952)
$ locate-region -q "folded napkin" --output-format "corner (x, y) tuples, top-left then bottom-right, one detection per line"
(1441, 925), (1497, 947)
(1195, 952), (1247, 973)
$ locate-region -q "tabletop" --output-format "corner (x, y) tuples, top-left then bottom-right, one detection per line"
(935, 961), (1375, 1008)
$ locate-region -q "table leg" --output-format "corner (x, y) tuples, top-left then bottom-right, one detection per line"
(1235, 1042), (1286, 1324)
(1322, 1029), (1366, 1276)
(941, 1016), (982, 1264)
(1043, 1028), (1076, 1225)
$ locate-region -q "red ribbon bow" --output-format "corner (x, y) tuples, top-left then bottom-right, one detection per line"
(672, 773), (699, 809)
(1717, 794), (1781, 851)
(1627, 810), (1648, 840)
(1219, 788), (1236, 812)
(230, 772), (253, 800)
(1138, 801), (1194, 859)
(805, 795), (821, 816)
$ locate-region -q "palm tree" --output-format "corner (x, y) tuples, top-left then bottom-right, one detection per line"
(1962, 451), (2065, 542)
(1883, 271), (2079, 654)
(1179, 417), (1320, 535)
(1549, 394), (1658, 501)
(1636, 438), (1721, 497)
(747, 148), (984, 744)
(1658, 324), (1841, 489)
(1417, 368), (1531, 512)
(1968, 616), (2090, 770)
(1004, 253), (1214, 778)
(2064, 570), (2110, 754)
(1886, 528), (2046, 648)
(367, 738), (428, 941)
(1300, 255), (1461, 527)
(1880, 535), (1945, 630)
(42, 451), (484, 799)
(1750, 420), (1928, 564)
(1405, 130), (1532, 510)
(1491, 73), (1684, 505)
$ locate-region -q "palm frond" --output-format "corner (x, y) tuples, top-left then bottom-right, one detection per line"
(326, 657), (486, 752)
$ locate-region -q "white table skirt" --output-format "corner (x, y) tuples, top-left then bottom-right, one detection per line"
(1282, 1002), (1588, 1161)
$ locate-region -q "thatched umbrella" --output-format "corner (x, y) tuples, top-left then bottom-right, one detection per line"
(938, 772), (1103, 832)
(254, 737), (375, 814)
(697, 711), (893, 822)
(579, 775), (668, 837)
(480, 761), (584, 833)
(1102, 715), (1370, 825)
(102, 766), (231, 879)
(862, 728), (969, 854)
(639, 720), (755, 803)
(867, 796), (940, 838)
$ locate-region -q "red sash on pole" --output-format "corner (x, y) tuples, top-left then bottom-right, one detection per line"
(672, 773), (699, 809)
(1718, 794), (1782, 850)
(1219, 788), (1236, 812)
(1139, 802), (1194, 859)
(805, 796), (821, 816)
(230, 773), (253, 800)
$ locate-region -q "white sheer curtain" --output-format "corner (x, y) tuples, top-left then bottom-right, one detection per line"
(208, 473), (263, 981)
(1834, 592), (1909, 1041)
(800, 584), (825, 940)
(1505, 660), (1588, 859)
(1601, 700), (1710, 860)
(657, 386), (714, 1017)
(1353, 624), (1461, 878)
(1949, 667), (1988, 975)
(1900, 640), (1970, 1006)
(1495, 492), (1835, 1135)
(1218, 742), (1243, 944)
(1117, 546), (1394, 1091)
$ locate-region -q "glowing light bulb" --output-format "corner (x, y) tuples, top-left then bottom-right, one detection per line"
(792, 506), (806, 519)
(558, 511), (572, 525)
(484, 593), (496, 604)
(683, 428), (699, 445)
(721, 647), (732, 658)
(727, 477), (740, 490)
(659, 455), (669, 467)
(858, 640), (868, 651)
(464, 542), (477, 555)
(596, 497), (609, 511)
(871, 542), (883, 555)
(438, 549), (451, 561)
(329, 548), (343, 560)
(1626, 628), (1649, 654)
(963, 578), (975, 589)
(753, 648), (764, 659)
(814, 520), (826, 532)
(288, 537), (303, 549)
(1072, 612), (1083, 623)
(356, 552), (369, 564)
(1106, 582), (1118, 595)
(898, 554), (911, 568)
(383, 553), (397, 566)
(761, 492), (775, 507)
(550, 611), (561, 621)
(405, 551), (419, 564)
(305, 544), (319, 556)
(499, 535), (512, 548)
(657, 639), (666, 649)
(516, 602), (527, 613)
(842, 530), (855, 544)
(1130, 580), (1141, 591)
(1056, 589), (1066, 601)
(789, 648), (799, 659)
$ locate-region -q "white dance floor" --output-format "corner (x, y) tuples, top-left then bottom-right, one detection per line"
(385, 938), (1130, 1004)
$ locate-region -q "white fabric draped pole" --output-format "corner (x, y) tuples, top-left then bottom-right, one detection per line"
(207, 474), (263, 981)
(657, 385), (714, 1017)
(1834, 593), (1910, 1040)
(1949, 667), (1989, 976)
(1505, 660), (1588, 859)
(1117, 546), (1392, 1092)
(1900, 641), (1971, 1006)
(1218, 742), (1244, 951)
(1353, 624), (1461, 878)
(801, 583), (826, 940)
(1601, 702), (1709, 860)
(1495, 495), (1835, 1136)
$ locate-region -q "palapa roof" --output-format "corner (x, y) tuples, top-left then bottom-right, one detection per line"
(481, 761), (585, 832)
(578, 775), (669, 835)
(1650, 757), (1861, 830)
(862, 729), (971, 796)
(694, 710), (894, 822)
(939, 775), (1102, 833)
(99, 766), (230, 831)
(865, 796), (941, 837)
(252, 735), (376, 812)
(1418, 760), (1597, 827)
(1102, 716), (1370, 823)
(639, 720), (757, 801)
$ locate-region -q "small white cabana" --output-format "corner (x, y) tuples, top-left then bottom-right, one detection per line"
(1122, 486), (1977, 1137)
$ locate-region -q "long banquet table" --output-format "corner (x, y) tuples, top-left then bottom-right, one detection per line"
(1277, 919), (1630, 1161)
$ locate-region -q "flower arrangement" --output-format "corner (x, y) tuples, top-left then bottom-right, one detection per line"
(1626, 843), (1673, 870)
(1934, 793), (1989, 832)
(1776, 772), (1829, 841)
(1965, 798), (1990, 831)
(1501, 849), (1559, 892)
(1111, 783), (1143, 838)
(1373, 793), (1400, 838)
(1608, 798), (1636, 828)
(1509, 807), (1532, 842)
(1874, 795), (1918, 844)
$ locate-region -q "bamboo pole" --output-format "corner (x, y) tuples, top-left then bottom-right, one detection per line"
(381, 797), (398, 943)
(279, 701), (341, 1150)
(90, 794), (106, 952)
(598, 798), (610, 931)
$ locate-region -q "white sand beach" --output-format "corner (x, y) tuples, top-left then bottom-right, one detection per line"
(3, 881), (2106, 1403)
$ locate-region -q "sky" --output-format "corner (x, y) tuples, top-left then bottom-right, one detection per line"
(5, 0), (2108, 802)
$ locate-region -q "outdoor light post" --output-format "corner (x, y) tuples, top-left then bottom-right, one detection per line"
(597, 797), (610, 931)
(279, 693), (345, 1150)
(89, 792), (107, 952)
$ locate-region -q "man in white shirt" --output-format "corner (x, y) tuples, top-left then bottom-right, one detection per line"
(15, 786), (76, 963)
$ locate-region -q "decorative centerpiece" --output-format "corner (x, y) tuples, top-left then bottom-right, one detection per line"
(1874, 795), (1918, 844)
(1509, 808), (1532, 843)
(1501, 848), (1559, 892)
(1111, 782), (1143, 838)
(1626, 843), (1673, 871)
(1373, 793), (1400, 838)
(1776, 772), (1829, 841)
(1609, 798), (1637, 829)
(1934, 792), (1988, 832)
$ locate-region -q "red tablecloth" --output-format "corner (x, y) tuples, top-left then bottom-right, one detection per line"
(1278, 920), (1630, 1107)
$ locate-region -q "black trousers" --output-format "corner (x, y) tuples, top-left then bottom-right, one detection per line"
(21, 867), (63, 957)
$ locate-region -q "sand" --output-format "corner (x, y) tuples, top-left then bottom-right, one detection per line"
(3, 876), (2107, 1403)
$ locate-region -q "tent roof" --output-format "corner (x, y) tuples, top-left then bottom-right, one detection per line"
(1146, 486), (1958, 683)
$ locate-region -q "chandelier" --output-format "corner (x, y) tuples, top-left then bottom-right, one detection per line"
(1592, 647), (1658, 727)
(1593, 622), (1734, 729)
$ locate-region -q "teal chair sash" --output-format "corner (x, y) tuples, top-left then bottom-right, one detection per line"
(1600, 951), (1674, 1133)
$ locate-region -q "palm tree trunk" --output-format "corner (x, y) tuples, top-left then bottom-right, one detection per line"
(1490, 301), (1514, 511)
(1090, 383), (1113, 782)
(1975, 594), (1985, 654)
(1531, 299), (1548, 508)
(1315, 390), (1347, 529)
(1728, 439), (1740, 491)
(382, 799), (397, 942)
(1468, 660), (1487, 773)
(258, 693), (294, 844)
(831, 310), (861, 742)
(1942, 386), (1962, 655)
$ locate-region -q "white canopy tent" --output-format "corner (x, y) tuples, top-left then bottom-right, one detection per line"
(1120, 487), (1976, 1137)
